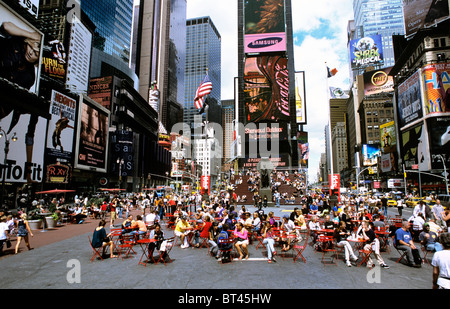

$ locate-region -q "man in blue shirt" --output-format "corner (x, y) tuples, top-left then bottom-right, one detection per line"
(395, 220), (422, 267)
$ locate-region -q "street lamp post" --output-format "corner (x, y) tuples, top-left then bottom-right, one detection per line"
(0, 127), (18, 208)
(437, 154), (449, 195)
(117, 158), (124, 189)
(355, 166), (371, 194)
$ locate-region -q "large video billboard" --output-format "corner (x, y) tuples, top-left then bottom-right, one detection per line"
(362, 144), (380, 166)
(0, 2), (46, 183)
(349, 35), (384, 70)
(427, 116), (450, 170)
(397, 70), (423, 128)
(403, 0), (449, 38)
(401, 123), (431, 171)
(74, 95), (110, 173)
(88, 76), (113, 110)
(422, 62), (450, 115)
(243, 55), (290, 123)
(244, 0), (286, 54)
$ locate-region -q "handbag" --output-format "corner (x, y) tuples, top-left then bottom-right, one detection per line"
(6, 239), (11, 248)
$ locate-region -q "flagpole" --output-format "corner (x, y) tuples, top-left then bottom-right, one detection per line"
(325, 62), (334, 180)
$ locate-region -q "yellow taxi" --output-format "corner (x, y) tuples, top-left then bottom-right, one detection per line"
(405, 197), (422, 208)
(387, 198), (397, 207)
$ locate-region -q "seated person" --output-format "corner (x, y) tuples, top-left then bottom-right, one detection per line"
(322, 215), (335, 230)
(92, 220), (117, 259)
(420, 223), (443, 252)
(145, 210), (157, 228)
(175, 216), (193, 249)
(395, 220), (422, 268)
(121, 215), (135, 235)
(147, 223), (166, 261)
(130, 215), (147, 238)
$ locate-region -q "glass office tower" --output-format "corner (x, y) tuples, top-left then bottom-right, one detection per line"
(80, 0), (134, 65)
(184, 16), (222, 128)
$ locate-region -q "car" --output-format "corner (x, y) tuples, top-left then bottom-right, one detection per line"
(405, 197), (422, 208)
(387, 199), (397, 207)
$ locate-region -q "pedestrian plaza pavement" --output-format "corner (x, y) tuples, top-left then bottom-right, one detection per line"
(0, 205), (434, 295)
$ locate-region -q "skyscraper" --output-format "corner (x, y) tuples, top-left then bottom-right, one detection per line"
(80, 0), (138, 88)
(185, 16), (222, 128)
(135, 0), (186, 133)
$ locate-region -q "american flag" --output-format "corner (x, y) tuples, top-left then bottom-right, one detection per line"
(194, 74), (213, 110)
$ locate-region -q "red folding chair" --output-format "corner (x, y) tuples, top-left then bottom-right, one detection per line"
(88, 236), (104, 262)
(293, 230), (309, 263)
(421, 245), (433, 265)
(154, 237), (175, 266)
(218, 238), (235, 265)
(318, 235), (337, 266)
(118, 234), (137, 260)
(357, 247), (374, 267)
(392, 237), (408, 264)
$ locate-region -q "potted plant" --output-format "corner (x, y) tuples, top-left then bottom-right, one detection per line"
(45, 213), (59, 229)
(27, 210), (42, 230)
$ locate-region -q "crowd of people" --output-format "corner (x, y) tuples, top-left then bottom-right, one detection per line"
(1, 168), (449, 289)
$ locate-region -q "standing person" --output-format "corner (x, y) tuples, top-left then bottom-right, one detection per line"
(15, 214), (34, 254)
(432, 233), (450, 289)
(0, 216), (10, 256)
(109, 198), (117, 228)
(397, 197), (404, 217)
(380, 195), (388, 217)
(432, 200), (446, 229)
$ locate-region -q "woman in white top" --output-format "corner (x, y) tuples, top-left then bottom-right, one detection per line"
(432, 233), (450, 289)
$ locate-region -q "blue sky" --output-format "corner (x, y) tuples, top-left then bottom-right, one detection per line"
(185, 0), (355, 182)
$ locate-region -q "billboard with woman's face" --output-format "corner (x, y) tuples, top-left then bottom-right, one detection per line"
(74, 95), (110, 173)
(0, 2), (46, 183)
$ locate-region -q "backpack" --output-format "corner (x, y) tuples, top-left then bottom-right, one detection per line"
(217, 231), (231, 250)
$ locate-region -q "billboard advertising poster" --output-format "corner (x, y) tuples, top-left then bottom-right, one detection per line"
(110, 130), (134, 178)
(295, 71), (306, 124)
(401, 124), (431, 171)
(427, 116), (450, 170)
(244, 0), (286, 54)
(362, 144), (380, 166)
(297, 131), (309, 168)
(403, 0), (449, 38)
(74, 95), (110, 173)
(41, 37), (67, 82)
(349, 35), (384, 70)
(244, 55), (290, 123)
(380, 121), (397, 154)
(0, 2), (46, 183)
(88, 76), (113, 110)
(201, 175), (210, 195)
(397, 70), (423, 128)
(422, 62), (450, 115)
(381, 152), (398, 173)
(46, 90), (76, 163)
(363, 67), (394, 96)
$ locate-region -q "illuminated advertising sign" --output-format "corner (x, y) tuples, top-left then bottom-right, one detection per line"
(363, 67), (394, 96)
(110, 130), (134, 177)
(421, 62), (450, 115)
(244, 55), (290, 123)
(397, 70), (423, 128)
(74, 95), (110, 173)
(295, 71), (307, 124)
(297, 131), (309, 168)
(244, 0), (286, 54)
(403, 0), (449, 38)
(41, 38), (67, 82)
(201, 175), (210, 195)
(349, 35), (384, 70)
